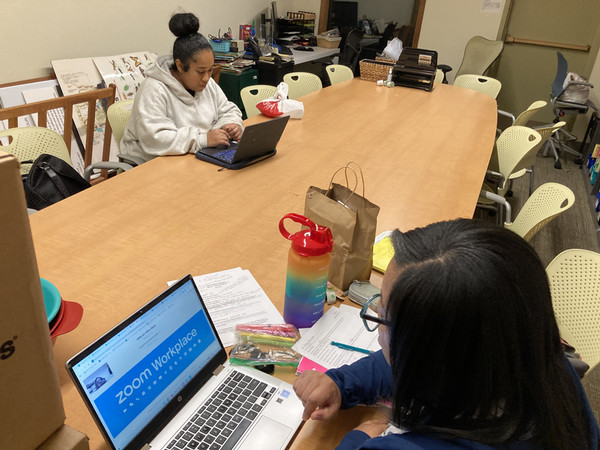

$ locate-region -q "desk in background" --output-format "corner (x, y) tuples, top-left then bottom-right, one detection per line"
(29, 79), (497, 449)
(290, 46), (340, 65)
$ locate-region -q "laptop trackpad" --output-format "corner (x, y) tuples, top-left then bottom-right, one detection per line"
(237, 416), (292, 450)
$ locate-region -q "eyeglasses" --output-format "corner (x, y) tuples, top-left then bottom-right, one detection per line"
(359, 293), (391, 332)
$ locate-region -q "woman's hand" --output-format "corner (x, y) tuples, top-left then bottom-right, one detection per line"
(293, 371), (342, 421)
(354, 418), (389, 438)
(207, 129), (230, 147)
(222, 123), (242, 141)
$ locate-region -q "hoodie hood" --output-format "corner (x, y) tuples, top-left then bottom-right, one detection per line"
(147, 55), (197, 105)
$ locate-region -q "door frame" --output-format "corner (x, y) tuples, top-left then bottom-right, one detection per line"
(318, 0), (426, 46)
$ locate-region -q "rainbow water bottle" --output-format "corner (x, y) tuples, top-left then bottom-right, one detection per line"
(279, 213), (334, 328)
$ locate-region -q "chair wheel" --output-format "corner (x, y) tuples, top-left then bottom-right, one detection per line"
(506, 190), (513, 197)
(554, 161), (562, 169)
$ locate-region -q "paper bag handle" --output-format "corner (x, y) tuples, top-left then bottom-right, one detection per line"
(327, 161), (366, 205)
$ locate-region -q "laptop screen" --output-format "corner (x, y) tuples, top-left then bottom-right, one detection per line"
(68, 276), (223, 450)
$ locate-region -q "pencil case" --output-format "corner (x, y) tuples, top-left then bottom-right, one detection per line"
(347, 281), (381, 310)
(229, 324), (302, 367)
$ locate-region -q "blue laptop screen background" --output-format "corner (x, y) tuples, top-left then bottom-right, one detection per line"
(71, 279), (221, 450)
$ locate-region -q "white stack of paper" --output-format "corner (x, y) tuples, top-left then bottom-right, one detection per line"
(169, 268), (284, 347)
(293, 305), (381, 370)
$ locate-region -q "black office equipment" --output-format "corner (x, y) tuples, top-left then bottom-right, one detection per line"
(195, 116), (290, 170)
(392, 48), (437, 92)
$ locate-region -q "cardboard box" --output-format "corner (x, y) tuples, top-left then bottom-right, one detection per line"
(0, 152), (88, 449)
(37, 425), (89, 450)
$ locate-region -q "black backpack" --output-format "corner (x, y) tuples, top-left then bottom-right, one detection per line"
(21, 154), (90, 210)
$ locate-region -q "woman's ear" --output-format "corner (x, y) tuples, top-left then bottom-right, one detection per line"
(174, 59), (184, 73)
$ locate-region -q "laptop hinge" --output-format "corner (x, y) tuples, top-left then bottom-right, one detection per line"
(141, 444), (151, 450)
(213, 364), (226, 377)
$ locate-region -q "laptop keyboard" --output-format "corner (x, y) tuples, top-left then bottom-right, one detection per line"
(213, 149), (236, 164)
(166, 370), (277, 450)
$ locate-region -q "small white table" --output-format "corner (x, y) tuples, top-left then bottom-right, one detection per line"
(290, 46), (340, 65)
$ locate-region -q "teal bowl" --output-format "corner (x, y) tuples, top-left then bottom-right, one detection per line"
(41, 278), (61, 323)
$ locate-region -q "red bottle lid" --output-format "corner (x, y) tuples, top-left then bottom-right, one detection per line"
(279, 213), (334, 257)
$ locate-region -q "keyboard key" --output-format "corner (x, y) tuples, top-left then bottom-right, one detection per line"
(232, 414), (243, 423)
(194, 433), (206, 442)
(183, 432), (194, 441)
(248, 379), (259, 390)
(188, 440), (200, 449)
(251, 404), (262, 412)
(175, 441), (186, 449)
(190, 425), (200, 434)
(205, 435), (215, 444)
(167, 440), (177, 449)
(246, 410), (258, 420)
(207, 418), (216, 427)
(221, 418), (252, 450)
(216, 435), (227, 444)
(209, 444), (221, 450)
(210, 427), (220, 436)
(222, 428), (232, 437)
(232, 401), (242, 409)
(199, 443), (209, 450)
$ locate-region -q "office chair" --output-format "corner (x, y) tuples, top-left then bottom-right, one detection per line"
(482, 182), (574, 241)
(283, 72), (323, 100)
(240, 85), (278, 118)
(438, 36), (504, 84)
(454, 74), (502, 99)
(477, 126), (542, 223)
(506, 122), (566, 196)
(107, 100), (134, 145)
(543, 52), (595, 169)
(0, 127), (132, 182)
(546, 248), (600, 368)
(325, 64), (354, 85)
(338, 28), (364, 74)
(106, 100), (145, 167)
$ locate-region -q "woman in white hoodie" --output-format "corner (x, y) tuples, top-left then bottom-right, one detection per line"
(120, 13), (243, 163)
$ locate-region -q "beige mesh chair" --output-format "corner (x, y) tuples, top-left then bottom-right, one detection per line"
(483, 182), (574, 241)
(477, 126), (541, 223)
(107, 99), (134, 145)
(434, 69), (444, 84)
(240, 85), (277, 119)
(454, 75), (502, 99)
(283, 72), (323, 99)
(438, 36), (504, 83)
(0, 127), (71, 176)
(0, 127), (131, 181)
(546, 249), (600, 368)
(507, 122), (566, 196)
(325, 64), (354, 86)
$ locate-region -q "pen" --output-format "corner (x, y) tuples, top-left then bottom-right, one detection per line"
(330, 341), (372, 355)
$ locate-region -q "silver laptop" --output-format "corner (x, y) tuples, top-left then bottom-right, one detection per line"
(66, 275), (304, 450)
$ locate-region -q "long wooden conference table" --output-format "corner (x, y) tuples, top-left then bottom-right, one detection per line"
(29, 78), (497, 449)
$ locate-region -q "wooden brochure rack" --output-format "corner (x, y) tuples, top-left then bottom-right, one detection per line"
(0, 82), (117, 182)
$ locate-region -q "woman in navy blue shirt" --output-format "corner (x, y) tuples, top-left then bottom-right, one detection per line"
(294, 219), (598, 449)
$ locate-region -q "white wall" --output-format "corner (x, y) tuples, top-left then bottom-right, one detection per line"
(1, 0), (319, 83)
(418, 0), (506, 83)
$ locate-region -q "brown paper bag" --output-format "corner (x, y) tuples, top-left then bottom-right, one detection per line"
(304, 162), (380, 290)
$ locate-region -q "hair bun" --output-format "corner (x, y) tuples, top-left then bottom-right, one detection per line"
(169, 13), (200, 37)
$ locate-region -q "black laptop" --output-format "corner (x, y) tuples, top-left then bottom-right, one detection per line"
(195, 116), (290, 170)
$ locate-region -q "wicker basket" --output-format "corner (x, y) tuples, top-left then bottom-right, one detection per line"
(359, 58), (396, 82)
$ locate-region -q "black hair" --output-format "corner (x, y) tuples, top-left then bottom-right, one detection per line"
(386, 219), (589, 449)
(168, 13), (212, 71)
